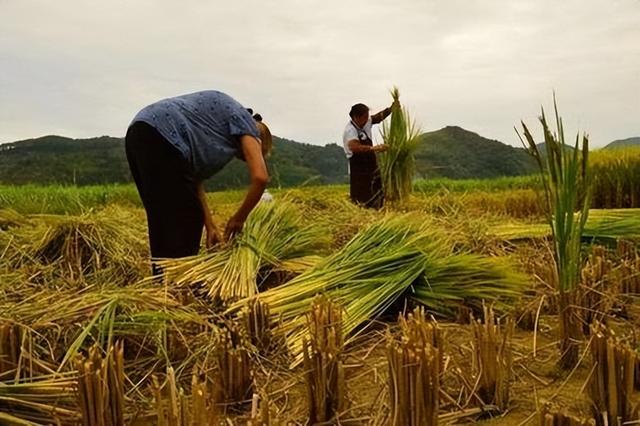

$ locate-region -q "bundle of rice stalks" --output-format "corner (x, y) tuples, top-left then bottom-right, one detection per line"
(379, 87), (421, 204)
(387, 309), (441, 426)
(538, 404), (596, 426)
(584, 209), (640, 241)
(158, 201), (327, 301)
(76, 341), (125, 426)
(303, 295), (345, 424)
(231, 214), (523, 364)
(578, 246), (616, 334)
(10, 208), (147, 284)
(151, 366), (217, 426)
(588, 323), (640, 425)
(590, 147), (640, 209)
(517, 98), (591, 368)
(232, 214), (440, 362)
(0, 373), (78, 424)
(411, 254), (525, 317)
(471, 306), (513, 411)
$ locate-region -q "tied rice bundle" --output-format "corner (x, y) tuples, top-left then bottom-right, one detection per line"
(379, 87), (421, 204)
(158, 201), (327, 301)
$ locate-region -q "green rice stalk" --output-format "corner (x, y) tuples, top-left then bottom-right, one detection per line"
(516, 96), (591, 368)
(379, 87), (422, 204)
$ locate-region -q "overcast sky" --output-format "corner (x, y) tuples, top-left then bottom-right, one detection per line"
(1, 0), (638, 148)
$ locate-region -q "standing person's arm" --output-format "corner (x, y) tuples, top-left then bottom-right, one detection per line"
(197, 182), (221, 249)
(371, 99), (400, 124)
(347, 140), (388, 153)
(225, 135), (269, 239)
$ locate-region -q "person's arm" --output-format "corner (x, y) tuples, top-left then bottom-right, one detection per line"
(197, 182), (221, 249)
(348, 139), (388, 153)
(371, 106), (393, 125)
(225, 135), (269, 239)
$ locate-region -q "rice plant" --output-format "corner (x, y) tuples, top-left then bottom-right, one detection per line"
(590, 147), (640, 209)
(379, 87), (422, 204)
(517, 96), (591, 369)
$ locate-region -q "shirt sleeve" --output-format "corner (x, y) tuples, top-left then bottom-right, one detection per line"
(343, 125), (358, 145)
(228, 110), (259, 138)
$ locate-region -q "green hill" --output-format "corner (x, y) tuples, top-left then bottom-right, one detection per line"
(0, 126), (541, 188)
(604, 137), (640, 150)
(0, 135), (349, 190)
(415, 126), (537, 179)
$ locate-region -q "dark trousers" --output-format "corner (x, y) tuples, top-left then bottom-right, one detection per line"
(125, 122), (203, 273)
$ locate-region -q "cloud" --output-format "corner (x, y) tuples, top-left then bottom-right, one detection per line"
(0, 0), (638, 147)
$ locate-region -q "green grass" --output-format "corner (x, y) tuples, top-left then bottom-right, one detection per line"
(0, 184), (141, 214)
(413, 175), (541, 193)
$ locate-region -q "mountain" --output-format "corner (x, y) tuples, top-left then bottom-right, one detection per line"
(0, 135), (349, 190)
(604, 137), (640, 150)
(0, 126), (540, 188)
(414, 126), (537, 179)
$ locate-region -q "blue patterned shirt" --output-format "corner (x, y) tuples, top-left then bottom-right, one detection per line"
(130, 90), (259, 180)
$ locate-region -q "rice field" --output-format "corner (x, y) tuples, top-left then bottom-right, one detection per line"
(1, 180), (640, 425)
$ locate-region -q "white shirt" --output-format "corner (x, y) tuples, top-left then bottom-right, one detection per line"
(342, 117), (374, 159)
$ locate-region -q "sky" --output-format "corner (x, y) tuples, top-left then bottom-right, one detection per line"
(1, 0), (639, 148)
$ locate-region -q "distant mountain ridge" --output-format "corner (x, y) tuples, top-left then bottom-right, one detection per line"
(604, 137), (640, 150)
(0, 126), (585, 188)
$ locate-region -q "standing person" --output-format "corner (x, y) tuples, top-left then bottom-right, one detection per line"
(125, 90), (272, 274)
(341, 99), (397, 208)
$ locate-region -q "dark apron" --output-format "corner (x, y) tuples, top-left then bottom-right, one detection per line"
(348, 122), (384, 209)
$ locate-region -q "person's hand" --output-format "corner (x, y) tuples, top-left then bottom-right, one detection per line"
(224, 215), (246, 241)
(373, 144), (389, 153)
(391, 99), (400, 111)
(204, 223), (222, 249)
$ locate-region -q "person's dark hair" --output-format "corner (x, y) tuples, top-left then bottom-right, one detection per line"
(349, 103), (369, 118)
(247, 108), (263, 122)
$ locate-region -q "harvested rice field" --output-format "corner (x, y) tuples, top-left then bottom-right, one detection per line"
(1, 181), (640, 425)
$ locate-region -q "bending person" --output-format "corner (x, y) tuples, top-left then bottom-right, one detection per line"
(125, 90), (272, 274)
